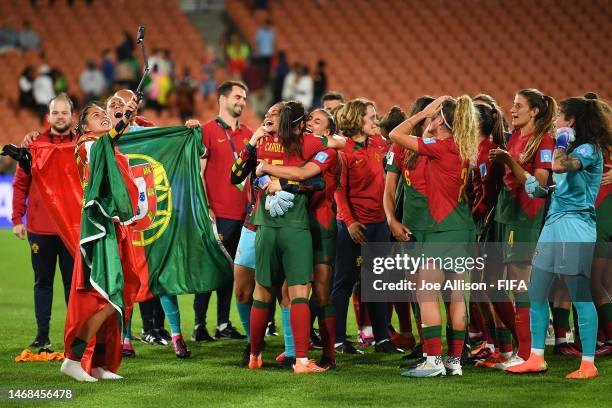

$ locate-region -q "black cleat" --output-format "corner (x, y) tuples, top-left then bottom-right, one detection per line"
(265, 321), (278, 337)
(279, 356), (296, 370)
(29, 334), (51, 349)
(139, 329), (167, 345)
(401, 343), (423, 360)
(240, 343), (251, 367)
(374, 339), (404, 354)
(310, 329), (323, 349)
(191, 324), (215, 342)
(334, 341), (364, 355)
(215, 322), (247, 340)
(318, 356), (337, 370)
(157, 328), (172, 343)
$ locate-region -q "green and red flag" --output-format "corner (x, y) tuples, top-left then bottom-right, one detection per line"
(29, 126), (232, 298)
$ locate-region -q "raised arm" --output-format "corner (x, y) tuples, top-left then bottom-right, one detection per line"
(389, 95), (449, 152)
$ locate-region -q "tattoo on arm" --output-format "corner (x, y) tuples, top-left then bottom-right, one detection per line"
(553, 149), (582, 173)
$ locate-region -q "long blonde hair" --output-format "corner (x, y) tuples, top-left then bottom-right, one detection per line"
(441, 95), (479, 164)
(517, 89), (557, 164)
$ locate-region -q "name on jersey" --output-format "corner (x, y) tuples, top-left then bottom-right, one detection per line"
(264, 142), (284, 153)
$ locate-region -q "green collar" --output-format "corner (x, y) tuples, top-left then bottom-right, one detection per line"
(216, 115), (241, 131)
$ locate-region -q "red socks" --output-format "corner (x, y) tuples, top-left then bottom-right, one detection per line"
(290, 298), (311, 359)
(250, 300), (272, 356)
(318, 305), (336, 360)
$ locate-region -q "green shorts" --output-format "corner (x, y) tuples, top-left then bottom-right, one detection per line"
(495, 222), (539, 264)
(410, 229), (476, 273)
(595, 218), (612, 258)
(310, 219), (337, 267)
(255, 226), (313, 287)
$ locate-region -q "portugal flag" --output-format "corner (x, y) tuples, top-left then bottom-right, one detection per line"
(30, 126), (233, 297)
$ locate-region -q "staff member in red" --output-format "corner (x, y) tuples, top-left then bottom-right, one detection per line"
(192, 81), (251, 341)
(12, 93), (76, 350)
(332, 98), (402, 354)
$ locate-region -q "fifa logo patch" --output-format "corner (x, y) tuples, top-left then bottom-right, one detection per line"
(479, 163), (487, 177)
(314, 151), (329, 164)
(540, 149), (552, 163)
(386, 151), (395, 166)
(31, 243), (39, 254)
(423, 138), (437, 144)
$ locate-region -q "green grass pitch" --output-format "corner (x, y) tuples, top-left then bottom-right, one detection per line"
(0, 229), (609, 407)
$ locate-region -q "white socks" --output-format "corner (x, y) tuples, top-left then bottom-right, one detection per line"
(532, 348), (545, 357)
(92, 367), (123, 380)
(60, 359), (97, 382)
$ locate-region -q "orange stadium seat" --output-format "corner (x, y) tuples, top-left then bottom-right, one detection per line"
(226, 0), (610, 116)
(0, 0), (209, 145)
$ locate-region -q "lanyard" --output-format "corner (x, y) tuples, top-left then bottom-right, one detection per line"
(221, 125), (239, 160)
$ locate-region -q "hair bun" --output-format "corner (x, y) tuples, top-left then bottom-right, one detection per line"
(584, 92), (598, 100)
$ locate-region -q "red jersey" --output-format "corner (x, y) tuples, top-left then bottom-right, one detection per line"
(306, 136), (339, 230)
(416, 136), (474, 231)
(335, 136), (387, 225)
(471, 138), (504, 223)
(495, 131), (554, 226)
(11, 129), (77, 234)
(202, 116), (252, 220)
(252, 133), (326, 228)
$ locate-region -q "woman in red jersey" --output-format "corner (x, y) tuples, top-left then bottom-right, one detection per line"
(390, 95), (479, 378)
(488, 89), (556, 369)
(331, 98), (403, 355)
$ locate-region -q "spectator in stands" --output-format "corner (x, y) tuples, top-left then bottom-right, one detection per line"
(174, 67), (197, 122)
(0, 19), (18, 53)
(254, 19), (275, 80)
(114, 53), (138, 90)
(19, 65), (36, 112)
(79, 59), (106, 104)
(0, 156), (15, 175)
(164, 49), (175, 79)
(116, 31), (134, 61)
(272, 50), (289, 104)
(242, 57), (267, 117)
(282, 64), (314, 109)
(226, 34), (250, 77)
(313, 59), (327, 108)
(200, 46), (218, 102)
(33, 64), (55, 122)
(52, 67), (68, 95)
(322, 91), (345, 111)
(101, 49), (115, 93)
(147, 64), (173, 115)
(18, 20), (41, 52)
(149, 48), (169, 76)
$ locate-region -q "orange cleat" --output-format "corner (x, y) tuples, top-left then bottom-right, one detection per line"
(475, 352), (509, 368)
(293, 359), (328, 374)
(248, 354), (263, 369)
(390, 333), (416, 350)
(506, 353), (547, 374)
(565, 361), (598, 379)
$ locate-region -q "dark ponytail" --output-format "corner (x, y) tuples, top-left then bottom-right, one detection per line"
(476, 102), (506, 148)
(76, 101), (103, 136)
(278, 100), (306, 157)
(559, 94), (612, 154)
